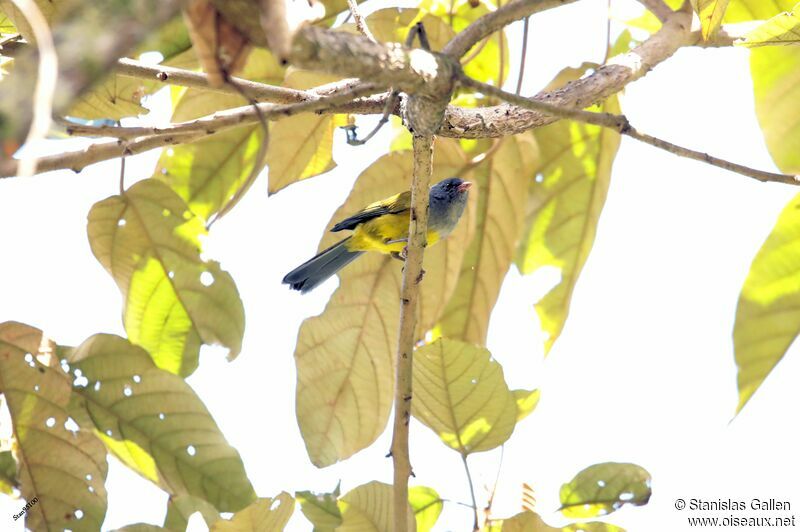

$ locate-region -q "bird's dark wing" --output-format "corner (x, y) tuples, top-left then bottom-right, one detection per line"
(331, 190), (412, 232)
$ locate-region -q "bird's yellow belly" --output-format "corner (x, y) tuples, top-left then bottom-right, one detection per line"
(345, 213), (441, 254)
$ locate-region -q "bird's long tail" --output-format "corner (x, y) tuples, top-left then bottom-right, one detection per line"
(282, 237), (364, 293)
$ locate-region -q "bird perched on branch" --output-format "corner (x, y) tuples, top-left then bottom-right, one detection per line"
(283, 177), (472, 293)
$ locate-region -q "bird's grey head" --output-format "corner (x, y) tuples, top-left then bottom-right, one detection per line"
(428, 177), (472, 236)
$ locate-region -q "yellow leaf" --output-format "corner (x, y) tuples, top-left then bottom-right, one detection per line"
(212, 493), (294, 531)
(294, 140), (472, 467)
(0, 322), (108, 532)
(499, 511), (625, 532)
(69, 333), (256, 512)
(412, 338), (518, 454)
(165, 495), (220, 530)
(439, 134), (537, 345)
(409, 486), (442, 532)
(296, 485), (342, 531)
(690, 0), (730, 40)
(87, 179), (245, 376)
(517, 66), (621, 354)
(751, 44), (800, 173)
(364, 8), (454, 50)
(733, 193), (800, 411)
(559, 462), (651, 518)
(338, 481), (415, 532)
(513, 389), (540, 422)
(724, 0), (796, 22)
(739, 4), (800, 46)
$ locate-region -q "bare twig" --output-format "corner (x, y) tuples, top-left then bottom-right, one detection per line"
(347, 0), (377, 43)
(637, 0), (673, 22)
(391, 135), (433, 532)
(443, 0), (580, 59)
(462, 453), (479, 531)
(462, 74), (800, 186)
(8, 0), (57, 177)
(484, 446), (505, 523)
(515, 17), (530, 95)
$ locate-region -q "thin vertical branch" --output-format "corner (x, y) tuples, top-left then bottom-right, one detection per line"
(462, 453), (479, 531)
(515, 17), (530, 95)
(347, 0), (377, 42)
(391, 134), (433, 532)
(497, 0), (505, 91)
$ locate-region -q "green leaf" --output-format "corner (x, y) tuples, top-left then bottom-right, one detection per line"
(559, 462), (651, 518)
(67, 333), (256, 512)
(296, 485), (343, 531)
(409, 486), (442, 532)
(499, 511), (625, 532)
(725, 0), (796, 22)
(294, 141), (472, 467)
(211, 493), (294, 531)
(0, 322), (108, 532)
(337, 481), (415, 532)
(513, 389), (541, 423)
(412, 338), (518, 454)
(156, 48), (285, 219)
(751, 44), (800, 173)
(87, 179), (245, 376)
(0, 449), (16, 494)
(422, 0), (509, 84)
(165, 494), (220, 531)
(516, 66), (621, 354)
(439, 133), (537, 345)
(733, 193), (800, 410)
(739, 4), (800, 46)
(690, 0), (730, 39)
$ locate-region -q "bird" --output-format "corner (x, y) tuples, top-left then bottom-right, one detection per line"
(283, 176), (472, 293)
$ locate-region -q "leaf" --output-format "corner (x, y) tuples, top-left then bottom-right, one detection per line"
(724, 0), (796, 22)
(0, 0), (64, 40)
(337, 481), (415, 532)
(412, 338), (518, 454)
(559, 463), (651, 518)
(513, 389), (540, 423)
(733, 193), (800, 410)
(114, 525), (171, 532)
(439, 134), (537, 345)
(67, 333), (256, 512)
(364, 8), (454, 50)
(422, 0), (509, 84)
(296, 485), (342, 531)
(0, 450), (16, 494)
(516, 66), (621, 354)
(499, 511), (625, 532)
(294, 140), (472, 467)
(751, 44), (800, 173)
(409, 486), (442, 532)
(690, 0), (730, 39)
(165, 494), (220, 531)
(157, 48), (285, 219)
(739, 4), (800, 46)
(0, 322), (108, 532)
(211, 492), (294, 531)
(87, 179), (245, 376)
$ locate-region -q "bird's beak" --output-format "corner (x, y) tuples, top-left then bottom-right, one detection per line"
(457, 181), (472, 192)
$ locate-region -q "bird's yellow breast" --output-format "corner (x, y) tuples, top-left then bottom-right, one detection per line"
(345, 213), (441, 254)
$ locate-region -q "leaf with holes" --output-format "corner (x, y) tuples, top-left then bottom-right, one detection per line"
(211, 492), (294, 531)
(751, 44), (800, 173)
(87, 178), (245, 376)
(67, 333), (256, 512)
(337, 481), (415, 531)
(156, 48), (285, 219)
(165, 494), (220, 530)
(498, 511), (625, 532)
(409, 486), (442, 532)
(733, 193), (800, 411)
(559, 462), (651, 518)
(412, 338), (518, 454)
(739, 4), (800, 46)
(296, 485), (342, 531)
(294, 140), (473, 467)
(439, 133), (537, 345)
(690, 0), (730, 39)
(0, 322), (108, 532)
(516, 66), (620, 354)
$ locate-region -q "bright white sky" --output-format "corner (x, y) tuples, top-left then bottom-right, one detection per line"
(2, 1), (800, 531)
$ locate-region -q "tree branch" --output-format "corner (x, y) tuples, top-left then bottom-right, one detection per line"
(347, 0), (377, 43)
(443, 0), (580, 59)
(391, 134), (433, 532)
(462, 75), (800, 186)
(637, 0), (673, 22)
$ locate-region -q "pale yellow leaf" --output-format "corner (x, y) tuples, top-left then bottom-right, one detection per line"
(499, 511), (625, 532)
(412, 338), (518, 454)
(739, 4), (800, 46)
(690, 0), (730, 39)
(338, 481), (415, 532)
(559, 463), (651, 518)
(513, 389), (540, 423)
(212, 493), (294, 531)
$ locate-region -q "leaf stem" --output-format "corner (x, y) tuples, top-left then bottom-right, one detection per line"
(461, 453), (479, 531)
